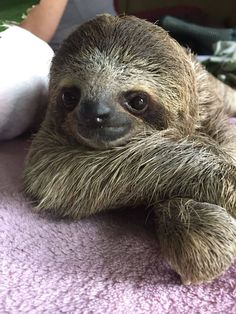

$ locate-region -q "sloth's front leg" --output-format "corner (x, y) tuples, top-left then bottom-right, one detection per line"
(154, 198), (236, 284)
(128, 131), (236, 215)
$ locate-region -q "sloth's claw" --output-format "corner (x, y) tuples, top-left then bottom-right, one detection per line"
(154, 199), (236, 284)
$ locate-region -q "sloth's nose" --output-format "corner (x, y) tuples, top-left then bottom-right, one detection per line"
(77, 101), (113, 125)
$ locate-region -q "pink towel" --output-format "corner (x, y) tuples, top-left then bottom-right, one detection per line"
(1, 137), (236, 313)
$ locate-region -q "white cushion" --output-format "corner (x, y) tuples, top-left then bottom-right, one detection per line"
(0, 26), (54, 140)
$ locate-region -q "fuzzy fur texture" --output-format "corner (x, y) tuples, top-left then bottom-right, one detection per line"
(2, 138), (236, 313)
(23, 15), (236, 284)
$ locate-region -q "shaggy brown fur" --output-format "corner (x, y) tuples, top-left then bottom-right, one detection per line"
(23, 15), (236, 284)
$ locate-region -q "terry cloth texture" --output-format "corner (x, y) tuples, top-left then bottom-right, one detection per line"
(0, 26), (54, 140)
(1, 137), (236, 314)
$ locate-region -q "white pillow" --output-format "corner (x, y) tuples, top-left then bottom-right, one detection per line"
(0, 26), (54, 140)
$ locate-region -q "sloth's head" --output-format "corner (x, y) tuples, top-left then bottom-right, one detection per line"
(49, 14), (197, 149)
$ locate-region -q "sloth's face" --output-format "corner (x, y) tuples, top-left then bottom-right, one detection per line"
(56, 84), (167, 149)
(50, 15), (196, 149)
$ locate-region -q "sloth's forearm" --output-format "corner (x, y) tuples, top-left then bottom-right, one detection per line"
(121, 132), (236, 212)
(24, 129), (236, 218)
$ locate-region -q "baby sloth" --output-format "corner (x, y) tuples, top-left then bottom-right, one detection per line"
(23, 14), (236, 284)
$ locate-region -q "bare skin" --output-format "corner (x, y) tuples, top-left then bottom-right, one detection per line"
(20, 0), (68, 42)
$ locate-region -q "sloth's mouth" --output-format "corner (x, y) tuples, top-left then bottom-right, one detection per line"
(77, 123), (131, 143)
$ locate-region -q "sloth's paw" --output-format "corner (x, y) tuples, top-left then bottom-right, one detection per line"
(154, 198), (236, 284)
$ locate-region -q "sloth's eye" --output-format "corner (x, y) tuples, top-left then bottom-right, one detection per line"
(129, 95), (147, 111)
(123, 91), (148, 113)
(61, 87), (81, 110)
